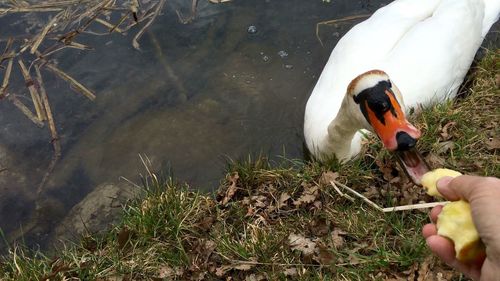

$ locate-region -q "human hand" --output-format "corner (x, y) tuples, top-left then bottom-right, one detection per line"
(422, 175), (500, 281)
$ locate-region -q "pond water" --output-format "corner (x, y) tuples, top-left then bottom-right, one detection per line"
(5, 0), (484, 250)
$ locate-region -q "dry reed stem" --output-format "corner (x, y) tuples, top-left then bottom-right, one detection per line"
(94, 18), (124, 33)
(45, 63), (96, 100)
(35, 65), (61, 196)
(7, 95), (44, 127)
(316, 14), (370, 46)
(18, 59), (46, 121)
(132, 0), (166, 50)
(30, 11), (64, 54)
(0, 58), (13, 98)
(332, 180), (447, 212)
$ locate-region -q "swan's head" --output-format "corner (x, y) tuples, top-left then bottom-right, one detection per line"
(347, 70), (420, 151)
(347, 70), (429, 185)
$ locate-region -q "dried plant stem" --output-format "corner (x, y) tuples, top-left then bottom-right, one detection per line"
(382, 202), (449, 212)
(132, 0), (166, 50)
(7, 95), (44, 127)
(331, 180), (383, 211)
(35, 66), (61, 196)
(94, 18), (124, 33)
(31, 11), (64, 54)
(330, 180), (355, 202)
(18, 59), (46, 121)
(332, 180), (449, 213)
(45, 63), (96, 100)
(0, 58), (13, 98)
(316, 14), (371, 46)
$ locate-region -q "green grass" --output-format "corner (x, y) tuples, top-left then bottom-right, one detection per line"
(0, 50), (497, 280)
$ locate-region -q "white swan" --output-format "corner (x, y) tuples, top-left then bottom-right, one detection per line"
(304, 0), (499, 182)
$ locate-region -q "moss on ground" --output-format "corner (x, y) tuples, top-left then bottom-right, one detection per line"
(0, 50), (497, 281)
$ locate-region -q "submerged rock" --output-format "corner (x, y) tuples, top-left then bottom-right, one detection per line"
(53, 182), (142, 243)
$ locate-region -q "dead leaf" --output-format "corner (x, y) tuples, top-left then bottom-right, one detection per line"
(330, 228), (347, 249)
(436, 140), (455, 154)
(117, 227), (131, 249)
(426, 153), (446, 167)
(215, 260), (256, 277)
(293, 185), (319, 207)
(289, 233), (317, 256)
(245, 273), (266, 281)
(222, 172), (239, 205)
(315, 244), (336, 264)
(309, 218), (330, 236)
(440, 121), (456, 140)
(319, 171), (339, 185)
(283, 267), (298, 277)
(277, 192), (291, 209)
(486, 137), (500, 150)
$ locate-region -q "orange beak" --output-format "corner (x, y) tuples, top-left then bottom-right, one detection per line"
(365, 90), (421, 151)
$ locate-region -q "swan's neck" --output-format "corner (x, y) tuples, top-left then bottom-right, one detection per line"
(326, 97), (364, 161)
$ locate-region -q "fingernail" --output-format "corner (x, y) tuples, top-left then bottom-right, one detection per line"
(437, 177), (453, 190)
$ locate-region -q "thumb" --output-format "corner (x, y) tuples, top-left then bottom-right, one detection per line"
(437, 175), (497, 203)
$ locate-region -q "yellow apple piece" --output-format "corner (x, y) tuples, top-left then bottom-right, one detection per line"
(437, 200), (486, 262)
(421, 168), (485, 262)
(421, 168), (462, 197)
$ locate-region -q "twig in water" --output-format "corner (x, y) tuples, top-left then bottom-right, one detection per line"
(7, 95), (44, 127)
(132, 0), (166, 50)
(18, 59), (46, 121)
(35, 65), (61, 196)
(0, 58), (13, 98)
(316, 14), (371, 46)
(44, 63), (96, 100)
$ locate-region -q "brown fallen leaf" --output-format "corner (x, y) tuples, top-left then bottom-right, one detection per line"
(486, 137), (500, 150)
(293, 185), (319, 207)
(277, 192), (291, 209)
(319, 171), (339, 186)
(215, 259), (256, 277)
(330, 228), (347, 249)
(440, 121), (456, 140)
(283, 267), (298, 277)
(221, 172), (239, 206)
(289, 233), (317, 256)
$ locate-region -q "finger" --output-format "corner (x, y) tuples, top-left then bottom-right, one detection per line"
(429, 205), (443, 223)
(426, 235), (457, 264)
(422, 223), (437, 238)
(436, 177), (461, 201)
(438, 175), (500, 202)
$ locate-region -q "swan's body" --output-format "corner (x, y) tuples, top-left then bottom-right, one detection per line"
(304, 0), (500, 162)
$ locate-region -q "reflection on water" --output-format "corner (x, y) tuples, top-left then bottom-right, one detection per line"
(0, 0), (388, 249)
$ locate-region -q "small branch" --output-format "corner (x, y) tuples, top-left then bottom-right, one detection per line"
(18, 59), (46, 121)
(7, 95), (44, 127)
(382, 202), (449, 213)
(132, 0), (166, 50)
(45, 63), (96, 100)
(316, 14), (370, 46)
(329, 180), (355, 202)
(331, 180), (383, 211)
(0, 58), (13, 98)
(35, 65), (61, 196)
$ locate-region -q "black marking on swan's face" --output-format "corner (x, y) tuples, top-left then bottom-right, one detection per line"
(352, 80), (398, 125)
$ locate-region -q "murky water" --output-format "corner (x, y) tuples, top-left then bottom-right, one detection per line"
(7, 0), (495, 250)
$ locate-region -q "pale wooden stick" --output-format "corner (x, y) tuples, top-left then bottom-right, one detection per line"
(332, 180), (383, 211)
(382, 201), (449, 213)
(329, 181), (355, 202)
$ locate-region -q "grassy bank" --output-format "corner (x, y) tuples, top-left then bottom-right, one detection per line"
(0, 50), (498, 280)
